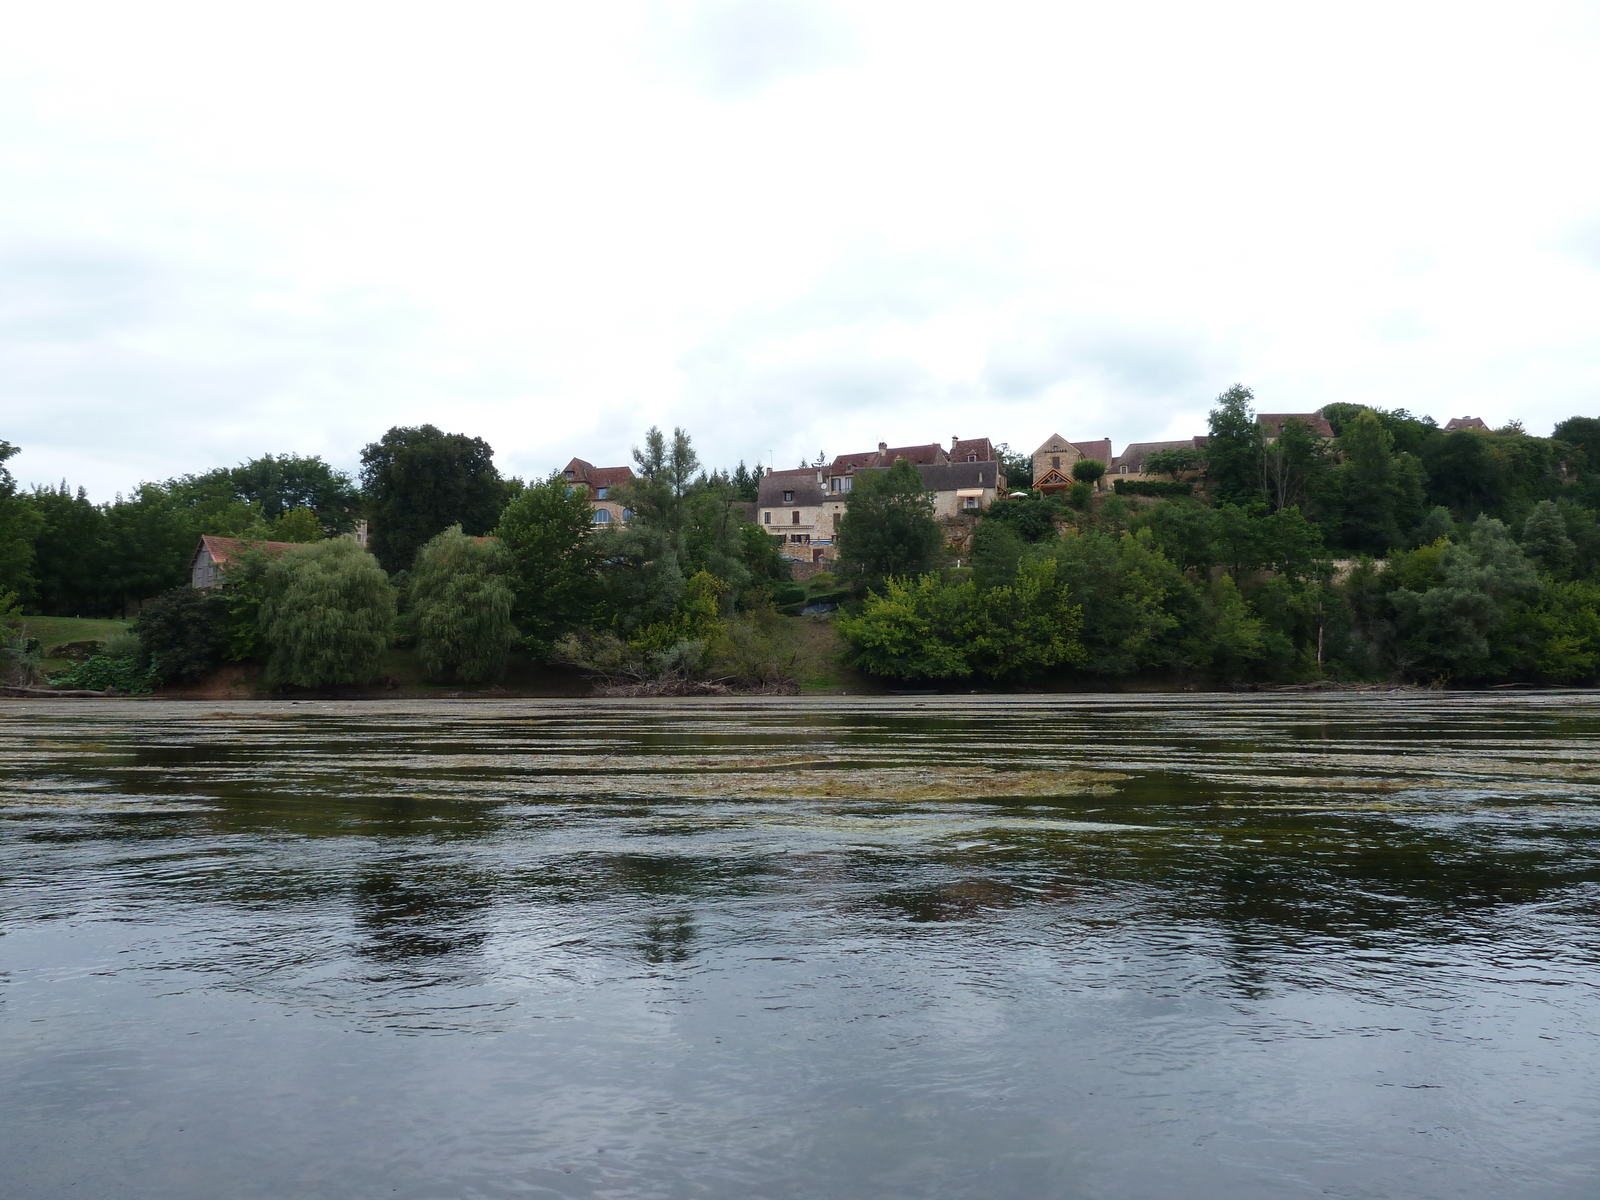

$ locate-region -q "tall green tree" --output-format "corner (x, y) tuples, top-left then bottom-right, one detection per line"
(23, 482), (107, 615)
(228, 454), (361, 530)
(495, 473), (603, 656)
(1204, 384), (1264, 505)
(101, 485), (194, 615)
(836, 457), (944, 594)
(0, 442), (44, 601)
(410, 526), (516, 682)
(259, 539), (395, 688)
(360, 425), (506, 573)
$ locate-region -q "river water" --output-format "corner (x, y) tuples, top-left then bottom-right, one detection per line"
(2, 695), (1598, 1199)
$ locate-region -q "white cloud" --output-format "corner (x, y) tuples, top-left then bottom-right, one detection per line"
(1, 0), (1598, 497)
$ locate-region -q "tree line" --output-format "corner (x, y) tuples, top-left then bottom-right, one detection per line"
(832, 390), (1600, 685)
(6, 391), (1600, 692)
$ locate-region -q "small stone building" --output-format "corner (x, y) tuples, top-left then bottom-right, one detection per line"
(189, 535), (296, 589)
(1030, 434), (1112, 493)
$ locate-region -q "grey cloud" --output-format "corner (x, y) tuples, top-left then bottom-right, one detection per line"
(982, 322), (1218, 401)
(671, 0), (853, 97)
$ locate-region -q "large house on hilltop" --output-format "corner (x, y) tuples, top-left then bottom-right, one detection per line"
(189, 535), (296, 589)
(562, 457), (635, 526)
(1444, 416), (1491, 433)
(1031, 434), (1113, 493)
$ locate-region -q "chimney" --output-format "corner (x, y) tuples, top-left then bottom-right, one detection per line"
(951, 435), (959, 450)
(878, 441), (888, 453)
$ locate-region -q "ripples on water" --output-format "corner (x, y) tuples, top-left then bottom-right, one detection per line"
(2, 695), (1598, 1199)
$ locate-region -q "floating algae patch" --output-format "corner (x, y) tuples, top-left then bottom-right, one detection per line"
(482, 765), (1128, 802)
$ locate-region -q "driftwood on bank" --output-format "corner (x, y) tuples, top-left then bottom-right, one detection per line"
(592, 676), (801, 698)
(1, 685), (116, 698)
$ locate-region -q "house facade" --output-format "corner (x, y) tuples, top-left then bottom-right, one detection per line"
(757, 468), (830, 562)
(561, 458), (636, 526)
(1030, 434), (1113, 493)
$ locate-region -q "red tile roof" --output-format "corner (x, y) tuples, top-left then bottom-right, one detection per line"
(192, 535), (297, 568)
(950, 437), (995, 463)
(1257, 413), (1335, 438)
(1070, 439), (1113, 463)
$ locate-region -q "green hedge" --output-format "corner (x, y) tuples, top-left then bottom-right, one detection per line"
(1113, 480), (1194, 497)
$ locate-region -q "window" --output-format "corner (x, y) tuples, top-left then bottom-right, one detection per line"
(783, 490), (794, 503)
(592, 509), (611, 524)
(564, 470), (574, 479)
(963, 496), (979, 510)
(791, 510), (801, 524)
(967, 454), (976, 462)
(622, 508), (634, 522)
(1051, 456), (1060, 469)
(763, 511), (771, 524)
(596, 486), (608, 499)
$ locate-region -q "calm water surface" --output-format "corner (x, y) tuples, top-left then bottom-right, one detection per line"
(2, 695), (1598, 1199)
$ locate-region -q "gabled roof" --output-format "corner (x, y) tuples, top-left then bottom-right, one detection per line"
(561, 457), (634, 488)
(1032, 433), (1075, 456)
(757, 473), (826, 507)
(1070, 439), (1112, 464)
(950, 437), (996, 463)
(1113, 437), (1207, 473)
(827, 442), (949, 474)
(1257, 413), (1334, 438)
(1444, 416), (1490, 433)
(918, 462), (1001, 491)
(191, 535), (297, 568)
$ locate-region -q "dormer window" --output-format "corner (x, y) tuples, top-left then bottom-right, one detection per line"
(596, 486), (608, 499)
(783, 490), (794, 503)
(565, 470), (574, 479)
(968, 454), (976, 462)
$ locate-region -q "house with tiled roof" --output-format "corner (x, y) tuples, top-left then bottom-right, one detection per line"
(1030, 434), (1113, 494)
(189, 535), (297, 589)
(823, 441), (949, 498)
(1111, 436), (1209, 483)
(758, 468), (830, 562)
(1256, 413), (1334, 441)
(561, 457), (636, 527)
(1444, 416), (1491, 433)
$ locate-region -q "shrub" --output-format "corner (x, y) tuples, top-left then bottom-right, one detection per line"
(259, 539), (396, 688)
(411, 525), (516, 683)
(1113, 480), (1194, 497)
(49, 653), (158, 694)
(134, 587), (230, 681)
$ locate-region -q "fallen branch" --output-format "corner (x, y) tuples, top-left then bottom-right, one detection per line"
(2, 685), (116, 698)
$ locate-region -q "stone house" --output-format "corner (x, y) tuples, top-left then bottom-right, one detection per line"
(189, 535), (296, 589)
(1257, 413), (1334, 442)
(1110, 436), (1209, 483)
(1444, 416), (1491, 433)
(1030, 434), (1113, 493)
(757, 467), (830, 562)
(561, 457), (636, 527)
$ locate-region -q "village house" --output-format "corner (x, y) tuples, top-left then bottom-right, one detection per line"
(759, 436), (1007, 562)
(561, 457), (635, 526)
(1444, 416), (1491, 433)
(1030, 434), (1113, 493)
(757, 467), (829, 562)
(189, 535), (296, 588)
(1256, 413), (1334, 442)
(1110, 437), (1209, 483)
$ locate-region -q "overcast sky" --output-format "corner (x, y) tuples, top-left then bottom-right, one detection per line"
(4, 0), (1600, 499)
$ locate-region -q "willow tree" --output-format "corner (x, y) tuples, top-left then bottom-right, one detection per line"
(260, 538), (395, 688)
(410, 525), (515, 682)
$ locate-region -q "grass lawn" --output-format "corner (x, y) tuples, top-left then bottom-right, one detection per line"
(19, 616), (132, 652)
(18, 617), (133, 674)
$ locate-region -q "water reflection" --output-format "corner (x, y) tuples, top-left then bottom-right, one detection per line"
(1, 695), (1598, 1199)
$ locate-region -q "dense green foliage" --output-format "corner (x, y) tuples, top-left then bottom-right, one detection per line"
(360, 425), (507, 573)
(133, 587), (231, 682)
(836, 458), (945, 594)
(410, 526), (515, 682)
(259, 539), (396, 688)
(494, 474), (603, 656)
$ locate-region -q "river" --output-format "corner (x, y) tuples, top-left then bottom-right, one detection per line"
(2, 695), (1597, 1199)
